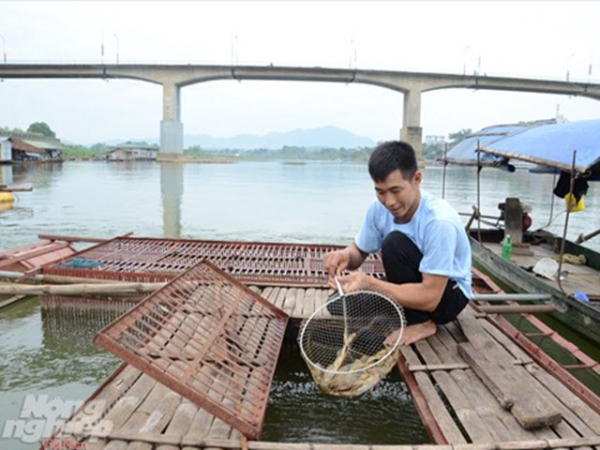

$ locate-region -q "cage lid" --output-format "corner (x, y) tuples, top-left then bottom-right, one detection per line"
(94, 259), (288, 439)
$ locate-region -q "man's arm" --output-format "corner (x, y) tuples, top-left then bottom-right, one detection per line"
(337, 271), (449, 312)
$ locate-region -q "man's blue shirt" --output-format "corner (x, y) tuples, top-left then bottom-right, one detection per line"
(355, 190), (472, 299)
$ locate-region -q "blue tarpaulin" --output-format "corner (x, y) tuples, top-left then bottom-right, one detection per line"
(446, 119), (600, 175)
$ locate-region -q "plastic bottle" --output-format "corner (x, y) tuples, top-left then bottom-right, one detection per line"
(501, 235), (513, 261)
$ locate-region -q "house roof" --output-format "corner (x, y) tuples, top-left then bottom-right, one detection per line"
(9, 136), (44, 154)
(21, 138), (63, 151)
(113, 142), (159, 151)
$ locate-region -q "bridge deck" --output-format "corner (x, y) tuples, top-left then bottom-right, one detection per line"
(48, 286), (600, 450)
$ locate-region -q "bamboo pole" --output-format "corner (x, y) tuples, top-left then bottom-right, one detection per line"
(34, 274), (131, 285)
(37, 233), (110, 243)
(473, 293), (552, 302)
(0, 270), (155, 285)
(476, 305), (556, 315)
(408, 359), (529, 372)
(0, 270), (39, 280)
(576, 227), (600, 244)
(0, 281), (166, 297)
(464, 205), (480, 232)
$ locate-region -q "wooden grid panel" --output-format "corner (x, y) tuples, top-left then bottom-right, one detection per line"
(43, 237), (386, 285)
(93, 260), (288, 439)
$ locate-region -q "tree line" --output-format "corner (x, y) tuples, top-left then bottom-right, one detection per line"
(0, 121), (57, 139)
(1, 122), (475, 162)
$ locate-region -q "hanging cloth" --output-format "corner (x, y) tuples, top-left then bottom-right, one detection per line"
(553, 171), (589, 201)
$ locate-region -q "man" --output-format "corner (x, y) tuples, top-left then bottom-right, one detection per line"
(324, 141), (471, 345)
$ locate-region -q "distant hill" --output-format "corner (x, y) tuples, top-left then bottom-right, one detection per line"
(93, 126), (376, 150)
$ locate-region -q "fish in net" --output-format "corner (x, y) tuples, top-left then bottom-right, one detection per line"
(298, 282), (405, 397)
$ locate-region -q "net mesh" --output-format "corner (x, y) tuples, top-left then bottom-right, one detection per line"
(298, 290), (405, 397)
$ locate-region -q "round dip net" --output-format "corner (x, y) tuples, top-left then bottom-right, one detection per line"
(298, 282), (405, 397)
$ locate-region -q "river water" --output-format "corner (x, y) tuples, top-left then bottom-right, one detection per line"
(2, 161), (599, 251)
(1, 161), (599, 449)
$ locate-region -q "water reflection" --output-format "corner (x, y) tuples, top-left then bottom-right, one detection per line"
(0, 297), (126, 392)
(1, 164), (14, 186)
(0, 165), (15, 212)
(160, 162), (184, 238)
(0, 297), (126, 450)
(11, 162), (63, 188)
(41, 295), (135, 353)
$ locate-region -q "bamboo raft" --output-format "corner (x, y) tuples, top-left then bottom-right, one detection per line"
(49, 284), (600, 450)
(3, 235), (597, 449)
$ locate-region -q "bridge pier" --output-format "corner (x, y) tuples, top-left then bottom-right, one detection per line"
(400, 89), (424, 168)
(157, 83), (184, 162)
(160, 163), (183, 238)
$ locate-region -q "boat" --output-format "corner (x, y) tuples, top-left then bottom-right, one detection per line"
(469, 227), (600, 344)
(446, 118), (600, 344)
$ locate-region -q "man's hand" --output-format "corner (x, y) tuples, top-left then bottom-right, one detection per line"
(324, 244), (368, 288)
(323, 249), (350, 278)
(331, 271), (372, 293)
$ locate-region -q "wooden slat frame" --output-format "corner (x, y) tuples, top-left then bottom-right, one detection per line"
(94, 259), (288, 439)
(43, 236), (385, 286)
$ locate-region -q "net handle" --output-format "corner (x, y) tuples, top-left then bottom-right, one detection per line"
(334, 275), (344, 296)
(334, 275), (348, 342)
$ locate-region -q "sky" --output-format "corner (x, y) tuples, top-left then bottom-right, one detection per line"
(1, 1), (600, 145)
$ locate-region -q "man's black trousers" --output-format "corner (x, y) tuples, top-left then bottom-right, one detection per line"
(381, 230), (469, 325)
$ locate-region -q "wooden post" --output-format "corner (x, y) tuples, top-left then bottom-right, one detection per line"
(504, 197), (523, 245)
(504, 197), (533, 256)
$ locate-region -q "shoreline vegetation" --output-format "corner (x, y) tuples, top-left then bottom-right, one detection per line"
(61, 141), (450, 164)
(3, 123), (474, 165)
(59, 128), (473, 164)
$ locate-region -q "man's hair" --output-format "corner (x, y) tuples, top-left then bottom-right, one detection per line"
(368, 141), (418, 182)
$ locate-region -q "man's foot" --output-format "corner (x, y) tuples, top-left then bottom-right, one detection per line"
(400, 320), (437, 346)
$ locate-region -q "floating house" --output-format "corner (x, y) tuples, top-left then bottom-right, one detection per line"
(107, 142), (159, 161)
(21, 136), (64, 159)
(0, 136), (44, 162)
(0, 133), (64, 162)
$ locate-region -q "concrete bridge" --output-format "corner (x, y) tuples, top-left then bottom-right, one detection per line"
(2, 63), (600, 161)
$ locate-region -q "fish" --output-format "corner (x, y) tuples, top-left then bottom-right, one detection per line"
(307, 345), (399, 397)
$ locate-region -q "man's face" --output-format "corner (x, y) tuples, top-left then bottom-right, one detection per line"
(374, 169), (422, 223)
